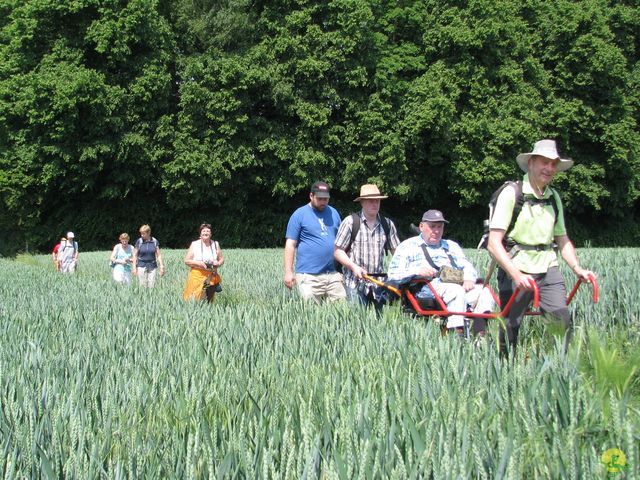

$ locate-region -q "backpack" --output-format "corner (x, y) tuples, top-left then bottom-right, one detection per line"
(335, 213), (393, 273)
(135, 237), (159, 251)
(477, 180), (559, 250)
(347, 212), (392, 255)
(61, 240), (78, 254)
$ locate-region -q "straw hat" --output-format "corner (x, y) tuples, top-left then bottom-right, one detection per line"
(516, 139), (573, 172)
(353, 184), (388, 202)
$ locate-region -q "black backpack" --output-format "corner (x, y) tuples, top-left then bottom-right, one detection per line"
(477, 180), (559, 250)
(335, 213), (393, 273)
(347, 212), (392, 254)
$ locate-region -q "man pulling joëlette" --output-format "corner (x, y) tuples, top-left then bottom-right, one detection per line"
(487, 139), (595, 356)
(334, 184), (401, 311)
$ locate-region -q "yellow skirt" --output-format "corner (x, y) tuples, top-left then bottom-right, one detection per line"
(183, 268), (220, 301)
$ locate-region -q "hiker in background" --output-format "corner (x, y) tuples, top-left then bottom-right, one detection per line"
(110, 233), (134, 285)
(487, 139), (595, 357)
(334, 184), (400, 312)
(58, 232), (79, 273)
(52, 236), (65, 271)
(284, 181), (346, 302)
(132, 224), (164, 288)
(388, 210), (495, 334)
(183, 223), (224, 302)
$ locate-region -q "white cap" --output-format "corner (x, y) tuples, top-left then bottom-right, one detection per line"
(66, 231), (75, 239)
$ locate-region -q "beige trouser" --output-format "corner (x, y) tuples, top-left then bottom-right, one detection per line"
(138, 267), (158, 288)
(295, 272), (346, 303)
(433, 282), (496, 329)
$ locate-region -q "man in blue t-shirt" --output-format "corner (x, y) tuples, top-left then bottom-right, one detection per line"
(284, 181), (346, 302)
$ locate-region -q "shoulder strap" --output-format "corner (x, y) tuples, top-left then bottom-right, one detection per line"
(440, 240), (460, 268)
(429, 240), (460, 269)
(517, 185), (560, 228)
(505, 182), (561, 252)
(378, 214), (391, 254)
(549, 188), (560, 224)
(200, 238), (215, 257)
(345, 212), (392, 254)
(506, 180), (524, 237)
(420, 243), (439, 270)
(345, 213), (361, 253)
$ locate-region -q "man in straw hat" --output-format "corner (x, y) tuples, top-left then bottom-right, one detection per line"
(334, 184), (400, 312)
(487, 139), (595, 357)
(284, 181), (346, 302)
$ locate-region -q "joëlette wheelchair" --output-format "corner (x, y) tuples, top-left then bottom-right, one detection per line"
(364, 272), (599, 339)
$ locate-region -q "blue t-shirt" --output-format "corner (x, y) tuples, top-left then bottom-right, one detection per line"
(286, 204), (341, 274)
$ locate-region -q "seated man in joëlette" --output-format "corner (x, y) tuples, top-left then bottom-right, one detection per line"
(387, 210), (495, 335)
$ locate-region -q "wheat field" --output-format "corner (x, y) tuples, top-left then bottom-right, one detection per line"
(0, 248), (638, 478)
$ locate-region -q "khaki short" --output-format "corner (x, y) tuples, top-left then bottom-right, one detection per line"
(295, 272), (346, 303)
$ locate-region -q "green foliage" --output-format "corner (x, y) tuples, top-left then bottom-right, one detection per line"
(0, 0), (638, 254)
(580, 329), (640, 399)
(0, 0), (175, 251)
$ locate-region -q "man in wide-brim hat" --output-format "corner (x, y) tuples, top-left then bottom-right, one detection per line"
(352, 184), (389, 202)
(334, 184), (400, 312)
(487, 139), (596, 357)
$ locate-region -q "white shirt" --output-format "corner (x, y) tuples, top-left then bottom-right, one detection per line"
(191, 239), (218, 262)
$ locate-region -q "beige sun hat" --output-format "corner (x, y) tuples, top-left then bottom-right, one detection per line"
(353, 184), (388, 202)
(516, 139), (574, 172)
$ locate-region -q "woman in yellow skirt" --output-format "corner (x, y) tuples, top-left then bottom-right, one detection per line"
(183, 223), (224, 302)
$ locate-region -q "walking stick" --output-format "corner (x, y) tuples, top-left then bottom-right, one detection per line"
(482, 258), (498, 288)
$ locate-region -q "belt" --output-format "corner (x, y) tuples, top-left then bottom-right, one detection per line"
(516, 244), (555, 251)
(507, 241), (557, 258)
(299, 271), (338, 275)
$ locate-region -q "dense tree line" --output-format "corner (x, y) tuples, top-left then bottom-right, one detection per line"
(0, 0), (638, 255)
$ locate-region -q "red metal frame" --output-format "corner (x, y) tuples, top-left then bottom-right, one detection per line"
(365, 273), (598, 319)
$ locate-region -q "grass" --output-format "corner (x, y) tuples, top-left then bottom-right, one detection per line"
(0, 247), (638, 478)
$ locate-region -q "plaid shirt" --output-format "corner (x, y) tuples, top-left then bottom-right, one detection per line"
(335, 212), (400, 291)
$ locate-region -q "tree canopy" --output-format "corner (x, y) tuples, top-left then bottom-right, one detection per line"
(1, 0), (638, 254)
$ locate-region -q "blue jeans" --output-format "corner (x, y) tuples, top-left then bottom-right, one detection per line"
(346, 284), (387, 313)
